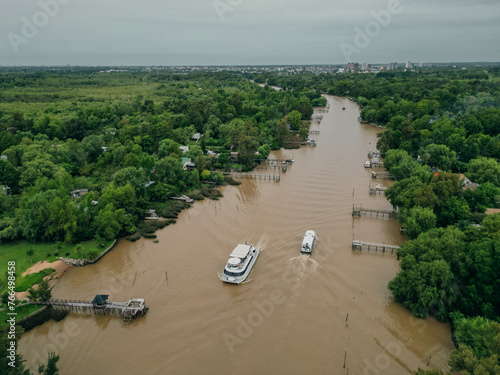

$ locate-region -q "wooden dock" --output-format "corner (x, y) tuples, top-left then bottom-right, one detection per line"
(369, 185), (387, 195)
(30, 297), (149, 323)
(259, 158), (294, 165)
(312, 115), (323, 124)
(352, 240), (400, 254)
(371, 171), (393, 180)
(368, 150), (382, 159)
(352, 205), (397, 218)
(225, 172), (281, 182)
(369, 160), (384, 168)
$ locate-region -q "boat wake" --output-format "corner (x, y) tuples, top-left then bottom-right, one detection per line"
(285, 255), (321, 282)
(255, 233), (268, 253)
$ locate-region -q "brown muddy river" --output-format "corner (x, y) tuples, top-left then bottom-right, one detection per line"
(20, 96), (453, 375)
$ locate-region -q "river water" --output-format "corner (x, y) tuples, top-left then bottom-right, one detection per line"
(19, 96), (453, 375)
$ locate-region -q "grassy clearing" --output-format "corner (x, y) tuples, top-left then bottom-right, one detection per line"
(0, 303), (43, 324)
(15, 269), (55, 292)
(0, 239), (113, 290)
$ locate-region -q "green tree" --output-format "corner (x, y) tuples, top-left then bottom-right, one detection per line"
(37, 279), (53, 301)
(449, 344), (500, 375)
(38, 352), (60, 375)
(468, 157), (500, 186)
(400, 206), (437, 239)
(419, 144), (456, 171)
(94, 204), (134, 241)
(27, 287), (39, 305)
(257, 144), (271, 159)
(287, 110), (302, 131)
(384, 149), (420, 180)
(388, 259), (458, 320)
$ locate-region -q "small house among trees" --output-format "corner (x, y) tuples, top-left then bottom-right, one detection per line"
(70, 188), (89, 198)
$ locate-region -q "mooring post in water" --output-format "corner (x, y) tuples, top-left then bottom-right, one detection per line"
(346, 313), (349, 327)
(343, 351), (347, 368)
(165, 271), (168, 281)
(427, 356), (431, 366)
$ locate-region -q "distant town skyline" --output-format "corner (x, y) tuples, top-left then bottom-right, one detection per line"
(1, 0), (500, 66)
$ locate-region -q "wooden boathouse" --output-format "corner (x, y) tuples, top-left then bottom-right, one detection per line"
(30, 295), (149, 323)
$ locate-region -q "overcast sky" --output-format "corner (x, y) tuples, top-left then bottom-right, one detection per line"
(1, 0), (499, 66)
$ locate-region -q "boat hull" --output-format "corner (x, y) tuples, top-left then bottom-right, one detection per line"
(222, 248), (259, 284)
(300, 230), (316, 254)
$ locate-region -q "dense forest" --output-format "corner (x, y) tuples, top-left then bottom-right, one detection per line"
(250, 67), (500, 375)
(1, 67), (499, 374)
(0, 70), (317, 247)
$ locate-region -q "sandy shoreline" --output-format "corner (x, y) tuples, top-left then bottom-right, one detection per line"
(16, 260), (72, 299)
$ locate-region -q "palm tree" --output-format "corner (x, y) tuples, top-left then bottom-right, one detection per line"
(27, 288), (38, 306)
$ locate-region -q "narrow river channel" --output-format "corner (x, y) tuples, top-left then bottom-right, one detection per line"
(20, 96), (454, 375)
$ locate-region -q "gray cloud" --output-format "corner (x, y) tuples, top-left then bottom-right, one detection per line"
(0, 0), (499, 65)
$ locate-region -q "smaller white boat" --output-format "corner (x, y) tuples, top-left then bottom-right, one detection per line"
(222, 243), (259, 284)
(364, 160), (371, 168)
(300, 230), (316, 254)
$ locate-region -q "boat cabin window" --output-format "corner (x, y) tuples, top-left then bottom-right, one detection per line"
(224, 270), (245, 277)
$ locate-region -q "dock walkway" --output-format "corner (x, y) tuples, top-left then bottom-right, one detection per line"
(225, 172), (281, 182)
(371, 171), (393, 180)
(352, 205), (397, 218)
(352, 240), (400, 254)
(31, 297), (148, 323)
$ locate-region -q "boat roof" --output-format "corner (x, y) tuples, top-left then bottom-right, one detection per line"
(230, 244), (252, 258)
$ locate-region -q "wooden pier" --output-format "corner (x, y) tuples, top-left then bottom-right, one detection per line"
(371, 171), (393, 180)
(368, 150), (382, 159)
(369, 159), (384, 168)
(264, 158), (294, 165)
(352, 240), (400, 254)
(312, 115), (323, 124)
(369, 185), (387, 195)
(30, 296), (149, 323)
(225, 172), (281, 182)
(352, 205), (397, 218)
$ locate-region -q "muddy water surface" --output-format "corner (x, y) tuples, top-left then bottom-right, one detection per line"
(19, 97), (453, 375)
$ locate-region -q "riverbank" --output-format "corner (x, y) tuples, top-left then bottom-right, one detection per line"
(0, 239), (114, 293)
(19, 95), (453, 375)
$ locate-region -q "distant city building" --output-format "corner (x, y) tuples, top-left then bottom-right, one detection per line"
(346, 62), (360, 73)
(386, 62), (398, 71)
(406, 61), (412, 69)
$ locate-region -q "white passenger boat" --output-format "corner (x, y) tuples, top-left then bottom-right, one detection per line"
(300, 230), (316, 254)
(222, 243), (259, 284)
(364, 160), (371, 168)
